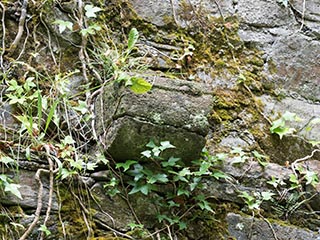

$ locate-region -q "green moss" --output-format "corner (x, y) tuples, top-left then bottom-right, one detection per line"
(215, 59), (226, 68)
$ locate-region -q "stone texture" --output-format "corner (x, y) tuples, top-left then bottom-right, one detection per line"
(260, 95), (320, 141)
(0, 169), (58, 211)
(95, 75), (213, 162)
(264, 35), (320, 101)
(227, 213), (320, 240)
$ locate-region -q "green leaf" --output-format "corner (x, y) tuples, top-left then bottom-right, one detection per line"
(127, 28), (139, 52)
(86, 162), (97, 171)
(160, 141), (176, 150)
(59, 168), (77, 180)
(238, 191), (255, 202)
(80, 24), (101, 36)
(129, 184), (150, 195)
(63, 135), (75, 145)
(194, 161), (211, 176)
(267, 176), (283, 188)
(305, 170), (319, 187)
(44, 99), (59, 133)
(53, 20), (73, 33)
(177, 188), (190, 196)
(96, 153), (108, 165)
(190, 177), (201, 191)
(115, 160), (137, 172)
(38, 225), (51, 236)
(141, 150), (152, 158)
(168, 200), (180, 208)
(73, 100), (88, 114)
(0, 156), (15, 165)
(70, 159), (83, 170)
(212, 170), (229, 180)
(23, 77), (36, 91)
(84, 5), (102, 18)
(231, 156), (247, 164)
(178, 221), (187, 230)
(289, 174), (299, 185)
(178, 168), (191, 177)
(4, 183), (22, 200)
(146, 140), (157, 149)
(37, 90), (42, 127)
(8, 95), (26, 105)
(161, 157), (181, 167)
(261, 191), (276, 201)
(129, 77), (152, 94)
(147, 174), (168, 184)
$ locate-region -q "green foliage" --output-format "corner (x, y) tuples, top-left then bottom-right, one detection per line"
(84, 5), (102, 18)
(270, 111), (301, 139)
(0, 174), (22, 200)
(53, 20), (73, 33)
(38, 224), (51, 236)
(238, 190), (275, 211)
(127, 28), (139, 54)
(126, 76), (152, 94)
(113, 141), (229, 231)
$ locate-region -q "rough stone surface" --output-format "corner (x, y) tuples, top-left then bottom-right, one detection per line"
(95, 75), (213, 162)
(227, 213), (320, 240)
(260, 95), (320, 141)
(1, 0), (320, 239)
(0, 169), (59, 211)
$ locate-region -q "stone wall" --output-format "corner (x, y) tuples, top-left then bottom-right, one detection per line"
(0, 0), (319, 239)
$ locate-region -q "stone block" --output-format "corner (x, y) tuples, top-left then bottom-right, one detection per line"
(94, 74), (213, 162)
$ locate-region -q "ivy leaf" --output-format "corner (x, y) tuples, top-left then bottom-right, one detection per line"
(129, 77), (152, 94)
(161, 157), (180, 167)
(194, 161), (211, 176)
(84, 5), (102, 18)
(4, 183), (22, 200)
(305, 171), (319, 187)
(147, 174), (169, 184)
(80, 24), (101, 36)
(160, 141), (176, 150)
(96, 153), (108, 165)
(53, 20), (73, 33)
(129, 184), (150, 195)
(179, 221), (187, 230)
(115, 160), (137, 172)
(141, 150), (152, 158)
(177, 188), (190, 196)
(261, 191), (276, 201)
(62, 135), (75, 145)
(212, 170), (229, 180)
(38, 225), (51, 236)
(86, 162), (97, 171)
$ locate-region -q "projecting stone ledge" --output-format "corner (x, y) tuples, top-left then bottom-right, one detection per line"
(94, 74), (213, 162)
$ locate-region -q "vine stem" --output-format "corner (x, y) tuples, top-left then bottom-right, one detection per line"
(19, 168), (43, 240)
(19, 145), (58, 240)
(8, 0), (28, 55)
(0, 2), (6, 70)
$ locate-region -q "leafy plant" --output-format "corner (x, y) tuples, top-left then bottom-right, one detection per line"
(114, 141), (229, 231)
(238, 190), (275, 211)
(0, 174), (22, 200)
(270, 111), (301, 139)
